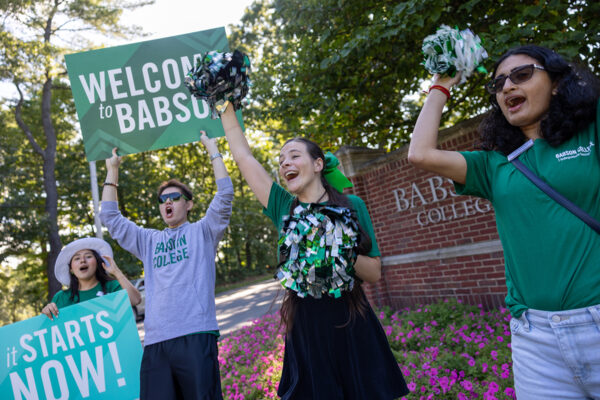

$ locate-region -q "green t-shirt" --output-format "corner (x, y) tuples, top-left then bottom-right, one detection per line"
(263, 182), (381, 258)
(455, 102), (600, 317)
(51, 280), (122, 309)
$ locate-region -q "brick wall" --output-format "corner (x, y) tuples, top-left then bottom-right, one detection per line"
(337, 116), (507, 310)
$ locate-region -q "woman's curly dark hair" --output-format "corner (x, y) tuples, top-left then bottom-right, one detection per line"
(478, 45), (600, 155)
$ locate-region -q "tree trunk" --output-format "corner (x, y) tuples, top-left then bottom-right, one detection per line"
(41, 5), (62, 300)
(41, 76), (62, 300)
(14, 74), (62, 301)
(245, 239), (252, 272)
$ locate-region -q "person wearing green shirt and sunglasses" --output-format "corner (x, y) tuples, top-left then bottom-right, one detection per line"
(409, 44), (600, 399)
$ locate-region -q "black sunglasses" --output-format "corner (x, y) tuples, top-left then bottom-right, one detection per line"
(158, 192), (190, 204)
(486, 64), (545, 94)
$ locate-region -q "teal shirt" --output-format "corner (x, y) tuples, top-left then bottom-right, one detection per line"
(455, 102), (600, 317)
(263, 182), (381, 258)
(51, 280), (122, 309)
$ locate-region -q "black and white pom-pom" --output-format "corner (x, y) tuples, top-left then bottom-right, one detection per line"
(185, 50), (251, 119)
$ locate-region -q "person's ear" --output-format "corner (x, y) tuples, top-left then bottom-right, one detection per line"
(186, 200), (194, 212)
(314, 157), (324, 173)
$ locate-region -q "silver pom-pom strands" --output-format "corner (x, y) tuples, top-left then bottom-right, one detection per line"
(277, 203), (361, 299)
(422, 25), (488, 84)
(185, 50), (251, 119)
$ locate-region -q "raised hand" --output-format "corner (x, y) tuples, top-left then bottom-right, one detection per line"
(100, 254), (122, 278)
(431, 72), (463, 91)
(105, 147), (122, 171)
(200, 130), (219, 155)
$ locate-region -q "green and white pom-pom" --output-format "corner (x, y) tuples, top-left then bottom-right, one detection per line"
(422, 25), (488, 84)
(184, 50), (251, 119)
(276, 203), (360, 299)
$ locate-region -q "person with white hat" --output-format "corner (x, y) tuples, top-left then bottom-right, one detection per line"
(41, 237), (141, 320)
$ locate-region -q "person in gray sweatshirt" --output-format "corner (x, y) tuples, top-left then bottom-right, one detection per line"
(99, 132), (233, 400)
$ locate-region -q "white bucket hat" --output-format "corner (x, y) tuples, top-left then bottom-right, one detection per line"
(54, 238), (113, 286)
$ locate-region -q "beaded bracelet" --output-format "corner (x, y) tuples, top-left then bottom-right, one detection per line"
(103, 182), (118, 188)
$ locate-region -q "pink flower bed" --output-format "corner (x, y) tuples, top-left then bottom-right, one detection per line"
(218, 314), (284, 399)
(218, 299), (515, 399)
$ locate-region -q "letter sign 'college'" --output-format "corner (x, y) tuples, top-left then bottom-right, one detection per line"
(392, 176), (491, 226)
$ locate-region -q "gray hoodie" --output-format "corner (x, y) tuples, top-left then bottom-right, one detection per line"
(100, 177), (233, 345)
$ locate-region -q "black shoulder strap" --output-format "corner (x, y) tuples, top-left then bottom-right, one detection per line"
(508, 140), (600, 234)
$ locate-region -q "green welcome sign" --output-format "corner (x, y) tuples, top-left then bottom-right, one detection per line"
(0, 291), (142, 399)
(65, 27), (243, 161)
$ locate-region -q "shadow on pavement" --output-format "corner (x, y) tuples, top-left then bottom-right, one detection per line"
(136, 279), (283, 344)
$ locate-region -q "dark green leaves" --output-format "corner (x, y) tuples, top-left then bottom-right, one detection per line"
(232, 0), (600, 150)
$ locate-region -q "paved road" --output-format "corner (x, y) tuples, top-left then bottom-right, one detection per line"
(136, 279), (283, 343)
(215, 279), (283, 335)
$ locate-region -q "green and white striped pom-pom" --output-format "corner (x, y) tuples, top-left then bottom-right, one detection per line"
(422, 25), (488, 84)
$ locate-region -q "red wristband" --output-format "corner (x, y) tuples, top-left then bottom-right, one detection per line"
(429, 85), (451, 100)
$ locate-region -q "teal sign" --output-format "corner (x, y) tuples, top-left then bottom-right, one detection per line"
(0, 291), (142, 399)
(65, 27), (243, 161)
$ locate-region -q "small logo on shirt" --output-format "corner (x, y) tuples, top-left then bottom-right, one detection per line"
(96, 291), (104, 297)
(555, 141), (595, 162)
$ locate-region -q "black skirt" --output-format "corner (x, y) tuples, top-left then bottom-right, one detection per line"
(277, 291), (409, 399)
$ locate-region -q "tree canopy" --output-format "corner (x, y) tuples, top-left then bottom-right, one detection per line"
(232, 0), (600, 151)
(0, 0), (155, 320)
